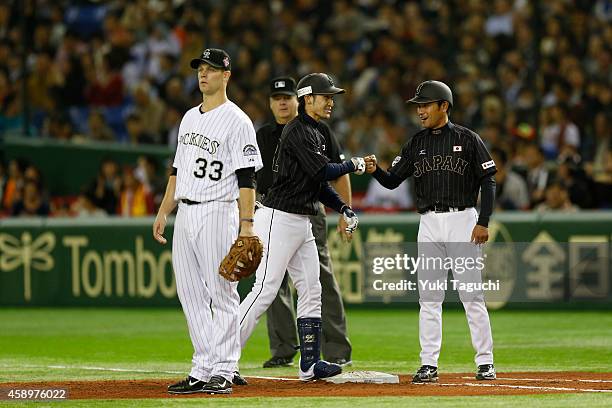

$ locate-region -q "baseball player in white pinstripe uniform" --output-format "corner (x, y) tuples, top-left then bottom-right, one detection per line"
(153, 48), (263, 395)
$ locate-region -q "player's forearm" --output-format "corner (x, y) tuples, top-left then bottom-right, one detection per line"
(157, 175), (178, 217)
(317, 160), (357, 181)
(477, 175), (496, 227)
(372, 166), (403, 189)
(319, 182), (348, 214)
(331, 174), (352, 206)
(238, 187), (256, 233)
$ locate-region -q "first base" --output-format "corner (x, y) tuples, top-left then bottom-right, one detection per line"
(323, 371), (399, 384)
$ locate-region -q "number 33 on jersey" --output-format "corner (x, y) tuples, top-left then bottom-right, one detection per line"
(173, 101), (263, 201)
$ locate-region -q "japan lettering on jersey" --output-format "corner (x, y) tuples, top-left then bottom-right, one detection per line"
(173, 101), (263, 202)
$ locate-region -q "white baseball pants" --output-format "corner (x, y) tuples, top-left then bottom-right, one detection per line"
(239, 206), (322, 347)
(417, 207), (494, 367)
(172, 200), (240, 382)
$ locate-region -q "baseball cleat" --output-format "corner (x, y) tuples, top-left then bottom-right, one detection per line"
(412, 365), (439, 383)
(263, 356), (295, 368)
(232, 371), (248, 385)
(167, 376), (207, 394)
(476, 364), (496, 380)
(201, 375), (233, 394)
(299, 359), (342, 381)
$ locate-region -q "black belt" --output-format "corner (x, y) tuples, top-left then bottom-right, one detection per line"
(181, 199), (201, 205)
(419, 205), (467, 214)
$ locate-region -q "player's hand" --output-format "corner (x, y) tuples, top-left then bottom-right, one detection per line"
(350, 157), (366, 175)
(364, 155), (377, 173)
(471, 225), (489, 245)
(342, 206), (359, 234)
(153, 214), (168, 244)
(337, 215), (353, 242)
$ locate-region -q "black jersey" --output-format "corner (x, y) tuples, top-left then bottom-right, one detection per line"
(389, 121), (496, 211)
(262, 112), (343, 215)
(256, 120), (343, 196)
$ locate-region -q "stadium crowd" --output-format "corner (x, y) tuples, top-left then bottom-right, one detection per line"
(0, 0), (610, 217)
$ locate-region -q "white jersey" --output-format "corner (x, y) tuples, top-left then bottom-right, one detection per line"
(173, 101), (263, 202)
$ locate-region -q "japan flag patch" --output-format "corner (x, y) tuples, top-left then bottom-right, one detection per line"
(453, 145), (462, 152)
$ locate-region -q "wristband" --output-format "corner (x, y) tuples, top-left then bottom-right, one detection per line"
(240, 218), (254, 223)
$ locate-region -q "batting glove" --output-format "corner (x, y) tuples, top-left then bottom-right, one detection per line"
(342, 206), (359, 234)
(350, 157), (366, 175)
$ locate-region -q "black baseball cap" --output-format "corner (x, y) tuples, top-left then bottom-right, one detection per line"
(297, 73), (345, 97)
(269, 77), (297, 96)
(190, 48), (231, 71)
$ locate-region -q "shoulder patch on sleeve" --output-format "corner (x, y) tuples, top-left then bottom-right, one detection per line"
(481, 160), (495, 169)
(243, 144), (258, 156)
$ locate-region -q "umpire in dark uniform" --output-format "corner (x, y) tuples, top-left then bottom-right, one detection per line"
(256, 77), (352, 368)
(364, 80), (497, 383)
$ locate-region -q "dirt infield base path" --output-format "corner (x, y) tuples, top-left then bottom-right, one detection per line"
(2, 372), (611, 399)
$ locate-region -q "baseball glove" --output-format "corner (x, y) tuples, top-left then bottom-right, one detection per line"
(219, 236), (264, 282)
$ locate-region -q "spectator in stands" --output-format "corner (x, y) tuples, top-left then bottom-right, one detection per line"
(585, 112), (612, 208)
(535, 182), (579, 213)
(11, 178), (50, 217)
(118, 165), (153, 217)
(86, 109), (116, 142)
(85, 52), (124, 107)
(490, 148), (529, 210)
(540, 104), (581, 161)
(71, 189), (107, 218)
(524, 144), (553, 208)
(88, 158), (121, 215)
(42, 111), (73, 140)
(27, 48), (62, 118)
(2, 158), (27, 212)
(135, 155), (164, 210)
(131, 80), (165, 143)
(125, 112), (155, 144)
(556, 160), (594, 209)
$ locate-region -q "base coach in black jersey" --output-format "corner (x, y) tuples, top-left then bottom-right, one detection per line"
(239, 73), (366, 381)
(255, 77), (353, 369)
(364, 80), (497, 383)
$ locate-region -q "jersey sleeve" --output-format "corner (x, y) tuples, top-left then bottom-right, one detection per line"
(287, 127), (329, 178)
(231, 118), (264, 172)
(319, 122), (343, 163)
(389, 140), (414, 179)
(472, 133), (497, 178)
(172, 115), (188, 169)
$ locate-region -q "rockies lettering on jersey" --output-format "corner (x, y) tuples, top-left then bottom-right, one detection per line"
(262, 112), (338, 215)
(389, 121), (496, 211)
(173, 101), (263, 202)
(256, 120), (343, 197)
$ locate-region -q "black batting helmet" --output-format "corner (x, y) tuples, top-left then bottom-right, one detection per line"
(296, 73), (345, 97)
(407, 80), (453, 108)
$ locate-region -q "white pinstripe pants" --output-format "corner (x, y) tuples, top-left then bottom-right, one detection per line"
(172, 200), (240, 382)
(417, 207), (494, 367)
(239, 206), (322, 348)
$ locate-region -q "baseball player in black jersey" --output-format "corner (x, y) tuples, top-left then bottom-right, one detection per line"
(239, 73), (366, 381)
(365, 80), (497, 382)
(256, 77), (352, 369)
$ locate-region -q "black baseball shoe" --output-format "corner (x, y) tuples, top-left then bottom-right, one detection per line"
(201, 375), (233, 394)
(476, 364), (496, 380)
(167, 376), (206, 394)
(263, 356), (294, 368)
(412, 365), (439, 383)
(299, 359), (342, 381)
(232, 371), (248, 385)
